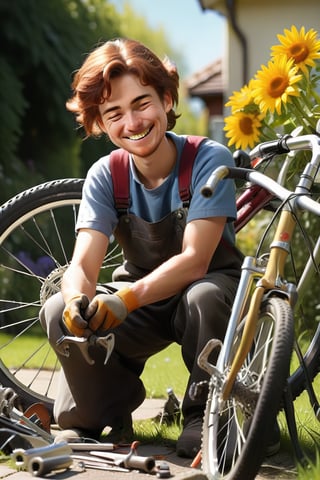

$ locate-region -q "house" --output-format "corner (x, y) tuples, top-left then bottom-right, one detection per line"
(185, 58), (225, 143)
(186, 0), (320, 141)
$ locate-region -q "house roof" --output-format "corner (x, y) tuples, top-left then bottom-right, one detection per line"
(185, 58), (224, 97)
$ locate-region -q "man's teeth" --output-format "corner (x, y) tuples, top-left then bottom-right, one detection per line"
(129, 129), (150, 140)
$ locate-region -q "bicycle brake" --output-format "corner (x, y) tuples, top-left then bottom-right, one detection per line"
(56, 333), (115, 366)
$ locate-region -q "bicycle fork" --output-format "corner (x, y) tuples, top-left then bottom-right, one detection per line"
(197, 255), (264, 395)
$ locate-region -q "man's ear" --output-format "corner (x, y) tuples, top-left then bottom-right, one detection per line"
(163, 91), (173, 113)
(96, 116), (106, 133)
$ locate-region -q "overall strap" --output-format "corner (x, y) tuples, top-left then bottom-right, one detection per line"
(109, 149), (130, 212)
(109, 135), (206, 213)
(179, 135), (206, 206)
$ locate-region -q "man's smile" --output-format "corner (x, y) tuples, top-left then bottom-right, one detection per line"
(128, 127), (152, 141)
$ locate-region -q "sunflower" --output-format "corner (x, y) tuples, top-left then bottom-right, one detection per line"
(224, 111), (263, 150)
(251, 55), (302, 115)
(225, 80), (257, 114)
(271, 25), (320, 75)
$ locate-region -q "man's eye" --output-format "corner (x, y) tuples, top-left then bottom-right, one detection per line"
(139, 101), (150, 109)
(108, 114), (121, 121)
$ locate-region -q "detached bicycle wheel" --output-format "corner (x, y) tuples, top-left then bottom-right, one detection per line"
(0, 179), (123, 414)
(201, 297), (294, 480)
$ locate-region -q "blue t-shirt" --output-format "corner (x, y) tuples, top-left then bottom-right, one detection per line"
(76, 132), (237, 244)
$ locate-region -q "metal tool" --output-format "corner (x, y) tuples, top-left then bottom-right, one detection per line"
(73, 453), (130, 472)
(69, 441), (115, 451)
(0, 386), (54, 445)
(90, 440), (156, 473)
(56, 332), (115, 365)
(12, 441), (72, 469)
(28, 455), (73, 477)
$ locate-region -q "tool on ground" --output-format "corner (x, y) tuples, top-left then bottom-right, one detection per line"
(190, 449), (202, 468)
(56, 332), (115, 365)
(0, 385), (54, 446)
(11, 442), (73, 477)
(12, 441), (72, 469)
(90, 440), (156, 473)
(156, 461), (172, 478)
(68, 441), (115, 451)
(28, 454), (73, 477)
(73, 453), (130, 472)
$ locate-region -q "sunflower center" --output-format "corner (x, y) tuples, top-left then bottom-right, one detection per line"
(269, 76), (289, 98)
(289, 43), (309, 63)
(239, 116), (253, 135)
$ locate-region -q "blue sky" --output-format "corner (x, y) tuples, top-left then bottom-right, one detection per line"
(111, 0), (226, 75)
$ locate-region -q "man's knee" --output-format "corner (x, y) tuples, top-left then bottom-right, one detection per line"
(39, 292), (65, 342)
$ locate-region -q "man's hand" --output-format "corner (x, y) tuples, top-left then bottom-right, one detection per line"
(85, 288), (139, 332)
(62, 294), (91, 337)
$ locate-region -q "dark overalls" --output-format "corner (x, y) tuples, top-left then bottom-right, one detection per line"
(40, 205), (243, 434)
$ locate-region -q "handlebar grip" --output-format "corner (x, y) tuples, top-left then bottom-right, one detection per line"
(251, 135), (291, 158)
(201, 167), (252, 198)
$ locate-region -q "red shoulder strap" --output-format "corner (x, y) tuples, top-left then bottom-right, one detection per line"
(178, 135), (206, 204)
(109, 148), (130, 211)
(110, 135), (206, 212)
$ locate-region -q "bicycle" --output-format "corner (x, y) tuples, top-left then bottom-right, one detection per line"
(0, 133), (318, 447)
(0, 179), (123, 412)
(198, 132), (320, 479)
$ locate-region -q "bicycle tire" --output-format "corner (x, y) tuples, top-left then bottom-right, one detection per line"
(236, 185), (320, 405)
(0, 178), (123, 414)
(201, 297), (294, 480)
(288, 297), (320, 401)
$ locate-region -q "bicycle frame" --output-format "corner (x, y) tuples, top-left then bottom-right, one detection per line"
(200, 134), (320, 400)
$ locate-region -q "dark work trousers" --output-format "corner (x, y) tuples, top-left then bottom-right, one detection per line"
(39, 270), (239, 433)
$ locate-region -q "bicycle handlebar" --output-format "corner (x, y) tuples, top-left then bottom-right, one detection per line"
(201, 165), (320, 217)
(202, 133), (320, 216)
(250, 133), (320, 161)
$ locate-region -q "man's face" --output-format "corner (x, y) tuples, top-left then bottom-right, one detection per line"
(98, 73), (172, 157)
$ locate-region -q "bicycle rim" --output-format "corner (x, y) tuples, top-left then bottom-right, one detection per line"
(201, 297), (294, 480)
(0, 179), (123, 413)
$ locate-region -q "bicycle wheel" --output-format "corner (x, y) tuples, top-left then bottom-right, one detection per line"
(0, 179), (123, 414)
(236, 186), (320, 402)
(287, 250), (320, 401)
(201, 297), (294, 480)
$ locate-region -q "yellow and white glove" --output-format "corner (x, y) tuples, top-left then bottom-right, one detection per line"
(85, 288), (139, 332)
(62, 294), (90, 337)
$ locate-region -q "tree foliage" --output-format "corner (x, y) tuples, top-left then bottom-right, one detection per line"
(0, 0), (120, 201)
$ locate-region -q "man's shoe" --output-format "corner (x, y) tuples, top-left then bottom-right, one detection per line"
(176, 415), (202, 458)
(53, 427), (99, 444)
(101, 413), (134, 444)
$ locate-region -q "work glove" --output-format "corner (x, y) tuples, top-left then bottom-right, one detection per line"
(85, 288), (139, 332)
(62, 294), (90, 337)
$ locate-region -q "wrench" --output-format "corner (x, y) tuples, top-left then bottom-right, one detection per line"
(56, 333), (115, 365)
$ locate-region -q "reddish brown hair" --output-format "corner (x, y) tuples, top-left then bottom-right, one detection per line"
(66, 38), (180, 137)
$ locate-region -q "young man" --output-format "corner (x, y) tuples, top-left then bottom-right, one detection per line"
(40, 38), (242, 458)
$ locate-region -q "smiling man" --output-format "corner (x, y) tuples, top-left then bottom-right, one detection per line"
(40, 38), (243, 458)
